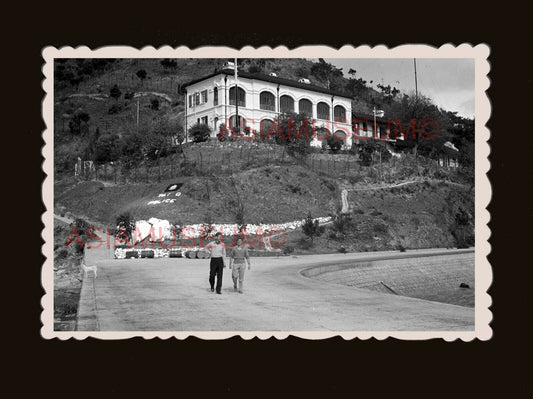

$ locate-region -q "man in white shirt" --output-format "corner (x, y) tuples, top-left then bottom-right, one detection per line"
(208, 232), (226, 294)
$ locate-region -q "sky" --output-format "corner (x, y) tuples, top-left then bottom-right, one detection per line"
(325, 58), (475, 119)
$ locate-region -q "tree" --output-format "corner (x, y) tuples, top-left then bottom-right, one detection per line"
(302, 212), (322, 243)
(276, 112), (314, 159)
(160, 59), (177, 69)
(310, 58), (344, 90)
(188, 123), (211, 143)
(116, 212), (135, 242)
(109, 84), (121, 101)
(248, 64), (262, 74)
(136, 69), (147, 85)
(332, 212), (352, 234)
(69, 111), (90, 135)
(150, 98), (160, 111)
(94, 133), (121, 164)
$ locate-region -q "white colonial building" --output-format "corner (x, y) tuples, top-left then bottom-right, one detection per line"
(183, 65), (353, 148)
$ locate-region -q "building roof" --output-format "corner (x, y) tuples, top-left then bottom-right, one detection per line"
(183, 68), (353, 99)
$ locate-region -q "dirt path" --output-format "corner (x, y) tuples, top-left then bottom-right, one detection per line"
(345, 178), (468, 192)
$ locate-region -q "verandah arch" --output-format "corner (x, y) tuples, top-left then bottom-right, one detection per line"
(280, 95), (294, 113)
(229, 86), (246, 107)
(317, 102), (330, 120)
(298, 98), (313, 117)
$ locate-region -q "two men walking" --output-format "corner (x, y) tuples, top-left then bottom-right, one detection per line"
(208, 233), (251, 294)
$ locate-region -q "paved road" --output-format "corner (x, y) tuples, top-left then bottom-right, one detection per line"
(77, 245), (475, 332)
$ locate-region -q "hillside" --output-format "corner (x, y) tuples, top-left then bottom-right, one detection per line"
(53, 57), (475, 252)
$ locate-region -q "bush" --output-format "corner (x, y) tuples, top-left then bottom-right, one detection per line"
(372, 221), (388, 234)
(248, 65), (262, 74)
(332, 213), (351, 234)
(109, 84), (121, 101)
(124, 91), (134, 100)
(55, 248), (68, 260)
(282, 245), (294, 255)
(217, 124), (236, 142)
(108, 104), (123, 114)
(189, 123), (211, 143)
(326, 134), (343, 152)
(116, 212), (135, 241)
(302, 212), (321, 242)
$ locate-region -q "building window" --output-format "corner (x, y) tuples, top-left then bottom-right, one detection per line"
(298, 99), (313, 117)
(317, 102), (330, 120)
(280, 95), (294, 113)
(229, 86), (246, 107)
(201, 90), (208, 104)
(188, 94), (192, 108)
(195, 92), (200, 106)
(334, 105), (346, 121)
(260, 91), (275, 111)
(213, 87), (218, 106)
(201, 116), (208, 125)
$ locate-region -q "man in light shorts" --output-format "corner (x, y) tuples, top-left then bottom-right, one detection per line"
(229, 237), (251, 294)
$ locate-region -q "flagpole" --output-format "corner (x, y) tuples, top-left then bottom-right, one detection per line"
(373, 106), (377, 139)
(234, 58), (238, 134)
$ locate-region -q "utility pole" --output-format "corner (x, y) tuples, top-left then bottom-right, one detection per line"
(413, 58), (419, 161)
(136, 98), (140, 134)
(414, 58), (418, 100)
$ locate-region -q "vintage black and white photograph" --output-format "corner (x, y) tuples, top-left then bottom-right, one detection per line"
(41, 45), (491, 339)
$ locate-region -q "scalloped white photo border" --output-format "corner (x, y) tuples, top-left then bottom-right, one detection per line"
(41, 44), (492, 341)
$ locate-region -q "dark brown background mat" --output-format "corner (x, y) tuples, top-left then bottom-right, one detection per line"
(5, 7), (527, 395)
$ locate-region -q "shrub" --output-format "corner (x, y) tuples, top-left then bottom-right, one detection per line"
(326, 134), (343, 152)
(217, 124), (236, 142)
(116, 212), (135, 241)
(302, 212), (321, 242)
(338, 246), (347, 254)
(55, 248), (68, 260)
(332, 213), (351, 234)
(108, 104), (123, 114)
(248, 65), (262, 74)
(109, 84), (121, 101)
(372, 221), (388, 234)
(189, 123), (211, 143)
(124, 91), (134, 100)
(282, 245), (295, 255)
(150, 98), (160, 110)
(75, 218), (90, 236)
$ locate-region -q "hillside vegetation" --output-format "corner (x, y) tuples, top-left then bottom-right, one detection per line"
(53, 57), (475, 252)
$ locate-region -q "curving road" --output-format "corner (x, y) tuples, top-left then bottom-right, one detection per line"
(76, 244), (475, 332)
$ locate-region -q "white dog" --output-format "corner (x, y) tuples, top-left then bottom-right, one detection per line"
(81, 262), (97, 278)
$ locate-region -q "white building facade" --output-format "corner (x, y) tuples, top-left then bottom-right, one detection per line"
(183, 68), (353, 148)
